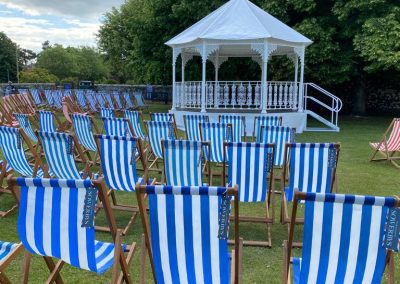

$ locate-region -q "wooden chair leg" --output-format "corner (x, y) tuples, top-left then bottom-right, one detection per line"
(140, 234), (146, 284)
(45, 260), (64, 284)
(0, 272), (11, 284)
(43, 257), (64, 284)
(21, 251), (32, 284)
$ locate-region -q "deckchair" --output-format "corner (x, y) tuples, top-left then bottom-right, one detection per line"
(51, 90), (63, 109)
(136, 184), (243, 284)
(104, 93), (116, 109)
(102, 117), (134, 137)
(0, 241), (23, 283)
(370, 118), (400, 167)
(0, 126), (46, 178)
(10, 177), (136, 284)
(134, 91), (149, 111)
(86, 90), (98, 112)
(200, 122), (232, 179)
(145, 121), (177, 172)
(14, 113), (38, 144)
(184, 114), (209, 141)
(0, 159), (14, 217)
(253, 115), (282, 142)
(283, 191), (400, 284)
(123, 110), (147, 140)
(281, 143), (340, 245)
(43, 90), (54, 107)
(75, 89), (87, 109)
(95, 135), (147, 235)
(259, 126), (295, 167)
(100, 107), (115, 119)
(96, 92), (107, 109)
(150, 112), (175, 123)
(113, 91), (124, 109)
(162, 139), (210, 185)
(223, 142), (275, 247)
(37, 131), (89, 179)
(123, 92), (135, 109)
(71, 114), (101, 164)
(220, 115), (246, 142)
(30, 89), (43, 106)
(37, 110), (61, 133)
(0, 102), (18, 127)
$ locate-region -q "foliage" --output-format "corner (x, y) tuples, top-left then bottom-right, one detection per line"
(0, 32), (18, 82)
(19, 68), (59, 83)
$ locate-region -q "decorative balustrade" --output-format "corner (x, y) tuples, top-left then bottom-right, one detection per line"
(175, 81), (300, 110)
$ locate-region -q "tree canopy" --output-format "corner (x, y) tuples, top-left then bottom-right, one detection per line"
(0, 32), (18, 82)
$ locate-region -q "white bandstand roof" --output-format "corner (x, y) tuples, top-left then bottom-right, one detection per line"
(166, 0), (312, 57)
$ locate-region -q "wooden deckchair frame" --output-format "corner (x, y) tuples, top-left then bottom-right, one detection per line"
(94, 134), (149, 235)
(0, 160), (16, 217)
(0, 242), (24, 284)
(219, 115), (247, 141)
(161, 140), (211, 185)
(136, 184), (243, 284)
(252, 116), (283, 142)
(36, 110), (68, 132)
(222, 142), (275, 247)
(370, 118), (400, 168)
(134, 92), (149, 112)
(280, 143), (340, 247)
(282, 190), (399, 284)
(8, 176), (136, 284)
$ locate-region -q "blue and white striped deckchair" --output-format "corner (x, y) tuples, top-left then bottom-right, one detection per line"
(86, 90), (98, 112)
(102, 117), (133, 137)
(150, 112), (175, 123)
(259, 126), (295, 167)
(200, 122), (232, 163)
(38, 110), (57, 132)
(0, 126), (45, 177)
(96, 135), (146, 234)
(224, 142), (275, 246)
(220, 115), (245, 142)
(100, 107), (115, 119)
(96, 93), (106, 109)
(253, 116), (282, 142)
(44, 90), (54, 106)
(71, 114), (97, 152)
(76, 89), (87, 109)
(184, 114), (209, 141)
(123, 110), (147, 140)
(30, 89), (42, 105)
(38, 131), (87, 179)
(162, 140), (208, 186)
(134, 91), (149, 110)
(63, 89), (72, 97)
(14, 113), (38, 143)
(104, 93), (115, 109)
(284, 191), (400, 284)
(113, 91), (124, 109)
(137, 184), (242, 284)
(0, 241), (23, 280)
(123, 92), (134, 109)
(146, 121), (176, 170)
(52, 90), (63, 109)
(13, 177), (135, 282)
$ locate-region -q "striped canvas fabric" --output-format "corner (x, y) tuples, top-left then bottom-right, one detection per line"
(100, 108), (114, 119)
(145, 185), (231, 284)
(30, 89), (42, 105)
(227, 142), (272, 202)
(113, 92), (123, 109)
(38, 111), (56, 133)
(102, 117), (132, 137)
(86, 91), (97, 111)
(134, 93), (146, 108)
(370, 119), (400, 152)
(124, 110), (146, 140)
(0, 126), (43, 177)
(151, 113), (173, 122)
(292, 192), (398, 284)
(96, 93), (106, 108)
(259, 126), (294, 167)
(17, 177), (118, 274)
(39, 131), (81, 179)
(254, 116), (281, 142)
(220, 115), (244, 143)
(104, 93), (115, 109)
(97, 135), (141, 191)
(184, 114), (209, 141)
(0, 160), (12, 173)
(0, 241), (19, 263)
(123, 92), (134, 108)
(200, 122), (230, 163)
(52, 90), (63, 109)
(76, 90), (87, 108)
(71, 114), (97, 152)
(286, 143), (338, 201)
(14, 113), (38, 142)
(163, 140), (203, 186)
(44, 90), (54, 106)
(147, 121), (175, 158)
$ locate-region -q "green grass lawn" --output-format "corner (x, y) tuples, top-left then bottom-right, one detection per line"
(0, 103), (399, 283)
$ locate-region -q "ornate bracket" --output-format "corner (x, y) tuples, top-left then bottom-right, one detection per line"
(195, 44), (220, 63)
(250, 43), (278, 62)
(294, 47), (305, 64)
(181, 53), (194, 67)
(172, 47), (182, 66)
(209, 56), (229, 70)
(286, 54), (298, 65)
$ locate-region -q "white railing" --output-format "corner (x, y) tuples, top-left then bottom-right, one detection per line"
(175, 81), (300, 110)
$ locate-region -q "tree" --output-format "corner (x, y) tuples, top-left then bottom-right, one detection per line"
(0, 32), (18, 82)
(19, 68), (58, 83)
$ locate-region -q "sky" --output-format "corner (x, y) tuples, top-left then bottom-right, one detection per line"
(0, 0), (125, 52)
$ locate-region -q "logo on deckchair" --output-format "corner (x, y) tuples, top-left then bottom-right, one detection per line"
(218, 193), (232, 240)
(82, 187), (98, 228)
(290, 129), (296, 143)
(67, 136), (74, 155)
(17, 133), (22, 150)
(383, 208), (400, 252)
(265, 152), (273, 173)
(328, 147), (337, 169)
(225, 126), (232, 142)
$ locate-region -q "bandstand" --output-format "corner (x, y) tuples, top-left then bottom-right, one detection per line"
(166, 0), (342, 133)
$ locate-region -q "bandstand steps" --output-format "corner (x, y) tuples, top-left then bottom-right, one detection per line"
(305, 110), (340, 132)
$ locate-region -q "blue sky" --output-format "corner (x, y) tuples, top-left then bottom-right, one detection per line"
(0, 0), (125, 51)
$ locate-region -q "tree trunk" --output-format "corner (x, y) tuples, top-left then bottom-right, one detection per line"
(353, 77), (366, 115)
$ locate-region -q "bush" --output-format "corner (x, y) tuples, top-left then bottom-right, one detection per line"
(19, 68), (58, 83)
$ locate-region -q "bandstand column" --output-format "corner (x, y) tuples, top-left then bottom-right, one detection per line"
(201, 42), (207, 113)
(297, 47), (305, 111)
(261, 42), (269, 114)
(294, 56), (298, 97)
(172, 47), (181, 111)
